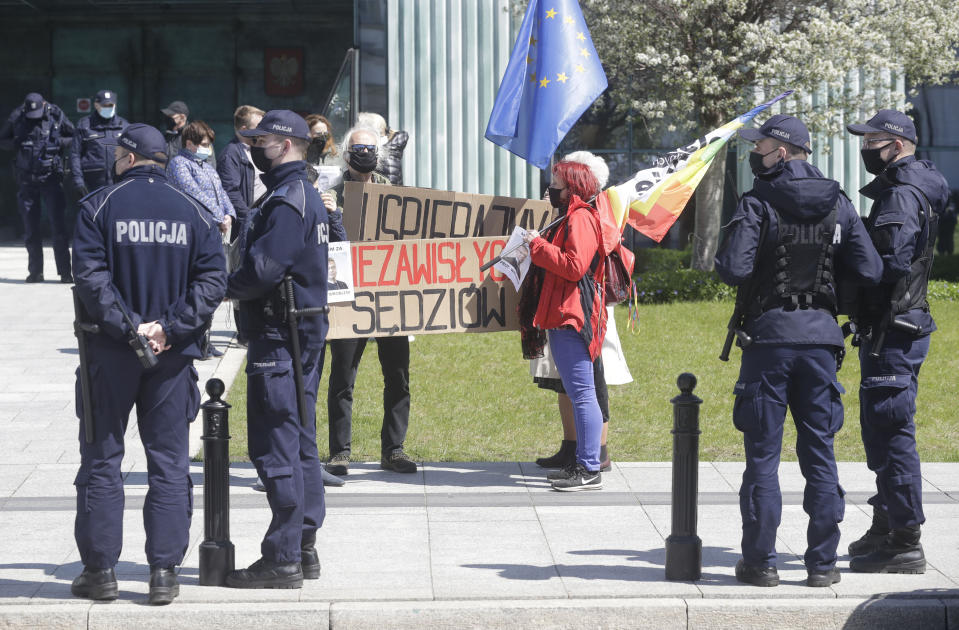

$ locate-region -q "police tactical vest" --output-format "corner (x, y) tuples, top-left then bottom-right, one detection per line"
(750, 203), (839, 316)
(15, 115), (64, 182)
(879, 184), (937, 318)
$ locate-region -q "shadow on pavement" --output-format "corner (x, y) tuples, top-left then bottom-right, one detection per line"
(842, 588), (959, 629)
(0, 560), (199, 604)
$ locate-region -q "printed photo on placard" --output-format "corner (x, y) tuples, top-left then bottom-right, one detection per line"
(493, 226), (531, 292)
(327, 241), (354, 303)
(314, 165), (343, 193)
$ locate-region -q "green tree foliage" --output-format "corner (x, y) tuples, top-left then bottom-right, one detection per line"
(576, 0), (959, 267)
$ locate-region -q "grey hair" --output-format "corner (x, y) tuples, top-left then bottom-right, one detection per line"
(357, 112), (388, 137)
(340, 124), (382, 156)
(562, 150), (609, 190)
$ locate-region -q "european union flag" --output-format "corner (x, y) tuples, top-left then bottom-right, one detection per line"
(485, 0), (607, 170)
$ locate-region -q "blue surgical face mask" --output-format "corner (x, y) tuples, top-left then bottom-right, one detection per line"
(195, 145), (212, 160)
(98, 106), (115, 119)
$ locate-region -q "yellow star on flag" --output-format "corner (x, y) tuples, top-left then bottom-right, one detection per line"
(545, 8), (557, 18)
(529, 72), (537, 83)
(576, 32), (586, 41)
(580, 48), (590, 58)
(527, 54), (534, 63)
(530, 35), (537, 46)
(575, 64), (585, 73)
(557, 72), (569, 83)
(564, 16), (574, 25)
(540, 77), (550, 88)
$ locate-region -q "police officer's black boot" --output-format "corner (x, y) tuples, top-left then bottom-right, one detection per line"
(535, 440), (576, 469)
(848, 506), (890, 556)
(301, 532), (321, 580)
(225, 558), (304, 589)
(735, 559), (779, 587)
(70, 567), (118, 601)
(148, 567), (179, 605)
(849, 525), (925, 574)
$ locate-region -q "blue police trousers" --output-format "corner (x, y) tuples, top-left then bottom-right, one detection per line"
(246, 337), (326, 564)
(74, 339), (199, 570)
(17, 180), (71, 277)
(858, 331), (929, 530)
(733, 344), (845, 571)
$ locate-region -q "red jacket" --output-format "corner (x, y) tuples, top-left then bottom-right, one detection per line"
(529, 195), (607, 360)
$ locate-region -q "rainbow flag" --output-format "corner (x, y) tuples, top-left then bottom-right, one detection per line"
(598, 90), (793, 245)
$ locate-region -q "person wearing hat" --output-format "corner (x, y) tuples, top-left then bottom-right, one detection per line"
(224, 110), (332, 589)
(69, 89), (129, 197)
(844, 109), (951, 574)
(69, 123), (227, 605)
(715, 114), (882, 588)
(161, 100), (204, 161)
(0, 92), (76, 283)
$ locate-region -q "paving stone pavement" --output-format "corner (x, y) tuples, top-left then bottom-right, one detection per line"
(0, 244), (957, 629)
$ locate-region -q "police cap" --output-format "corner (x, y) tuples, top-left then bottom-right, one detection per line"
(739, 114), (811, 152)
(95, 90), (117, 105)
(846, 109), (917, 144)
(105, 123), (169, 163)
(23, 93), (44, 119)
(239, 109), (311, 141)
(161, 100), (189, 117)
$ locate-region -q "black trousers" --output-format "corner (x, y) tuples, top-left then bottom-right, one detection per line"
(18, 180), (71, 277)
(327, 336), (410, 457)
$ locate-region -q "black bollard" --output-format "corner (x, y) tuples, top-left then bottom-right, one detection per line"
(665, 372), (703, 581)
(198, 378), (235, 586)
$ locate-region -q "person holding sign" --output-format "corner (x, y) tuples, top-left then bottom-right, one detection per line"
(520, 159), (607, 491)
(325, 125), (417, 476)
(532, 151), (631, 473)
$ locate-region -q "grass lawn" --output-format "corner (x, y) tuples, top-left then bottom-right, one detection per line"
(224, 300), (959, 463)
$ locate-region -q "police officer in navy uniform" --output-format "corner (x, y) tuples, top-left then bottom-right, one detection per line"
(0, 92), (76, 283)
(70, 124), (227, 605)
(716, 114), (882, 588)
(224, 110), (330, 589)
(845, 110), (950, 574)
(68, 89), (129, 196)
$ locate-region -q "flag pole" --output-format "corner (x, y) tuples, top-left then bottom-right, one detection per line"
(479, 214), (566, 273)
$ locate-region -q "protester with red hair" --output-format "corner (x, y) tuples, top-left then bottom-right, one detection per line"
(520, 159), (607, 491)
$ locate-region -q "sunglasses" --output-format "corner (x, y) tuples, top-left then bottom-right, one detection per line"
(349, 144), (377, 153)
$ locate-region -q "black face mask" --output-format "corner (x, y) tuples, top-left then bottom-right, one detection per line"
(348, 150), (378, 174)
(165, 116), (179, 131)
(307, 136), (328, 162)
(547, 186), (567, 210)
(749, 149), (783, 177)
(249, 145), (275, 173)
(861, 142), (897, 175)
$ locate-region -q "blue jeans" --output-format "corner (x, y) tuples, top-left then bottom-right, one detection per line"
(548, 328), (602, 471)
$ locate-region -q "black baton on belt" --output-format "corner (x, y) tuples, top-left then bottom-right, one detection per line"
(72, 287), (99, 444)
(283, 276), (329, 428)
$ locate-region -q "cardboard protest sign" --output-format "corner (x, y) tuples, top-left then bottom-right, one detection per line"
(327, 236), (518, 339)
(342, 181), (553, 241)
